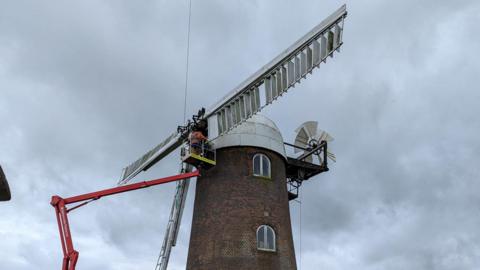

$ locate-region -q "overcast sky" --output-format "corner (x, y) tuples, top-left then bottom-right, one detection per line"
(1, 1), (480, 269)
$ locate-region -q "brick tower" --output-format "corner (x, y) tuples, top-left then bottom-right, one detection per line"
(186, 115), (297, 270)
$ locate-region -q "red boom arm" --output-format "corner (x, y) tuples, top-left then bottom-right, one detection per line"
(50, 170), (200, 270)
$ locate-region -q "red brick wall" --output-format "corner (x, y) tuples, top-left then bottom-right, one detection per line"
(186, 146), (297, 270)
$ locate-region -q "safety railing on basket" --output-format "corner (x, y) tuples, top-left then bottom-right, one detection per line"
(182, 140), (216, 164)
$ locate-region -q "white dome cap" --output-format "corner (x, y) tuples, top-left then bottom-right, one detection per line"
(211, 114), (286, 159)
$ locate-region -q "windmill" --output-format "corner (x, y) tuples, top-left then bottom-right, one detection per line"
(116, 5), (347, 270)
(50, 4), (347, 270)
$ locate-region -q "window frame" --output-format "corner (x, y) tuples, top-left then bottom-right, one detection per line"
(252, 153), (271, 179)
(256, 225), (276, 252)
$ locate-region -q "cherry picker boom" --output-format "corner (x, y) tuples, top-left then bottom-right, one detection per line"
(50, 170), (200, 270)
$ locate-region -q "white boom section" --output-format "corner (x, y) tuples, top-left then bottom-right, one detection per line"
(119, 4), (347, 185)
(118, 132), (182, 185)
(155, 164), (193, 270)
(206, 4), (347, 138)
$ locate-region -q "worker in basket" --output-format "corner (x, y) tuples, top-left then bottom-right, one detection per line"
(189, 123), (208, 156)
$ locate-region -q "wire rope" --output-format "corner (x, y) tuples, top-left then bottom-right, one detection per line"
(294, 195), (303, 269)
(155, 2), (193, 269)
(299, 193), (302, 270)
(182, 0), (192, 123)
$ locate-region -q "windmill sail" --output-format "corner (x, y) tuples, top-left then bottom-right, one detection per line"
(119, 4), (347, 184)
(118, 132), (182, 185)
(206, 4), (347, 138)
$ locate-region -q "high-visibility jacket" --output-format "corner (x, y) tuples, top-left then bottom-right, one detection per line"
(189, 131), (207, 145)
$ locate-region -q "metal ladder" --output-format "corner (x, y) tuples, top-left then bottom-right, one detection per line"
(154, 164), (193, 270)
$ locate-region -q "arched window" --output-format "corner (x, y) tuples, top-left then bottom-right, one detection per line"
(253, 154), (271, 178)
(256, 225), (276, 251)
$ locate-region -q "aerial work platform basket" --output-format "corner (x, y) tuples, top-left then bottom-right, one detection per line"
(181, 141), (216, 170)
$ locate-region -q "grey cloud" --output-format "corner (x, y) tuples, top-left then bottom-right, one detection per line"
(1, 1), (480, 270)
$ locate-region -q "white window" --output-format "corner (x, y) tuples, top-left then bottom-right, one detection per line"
(253, 153), (271, 178)
(257, 225), (276, 252)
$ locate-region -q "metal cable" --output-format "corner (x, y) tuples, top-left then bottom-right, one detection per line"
(182, 0), (192, 123)
(155, 0), (192, 270)
(299, 193), (302, 270)
(293, 196), (303, 269)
